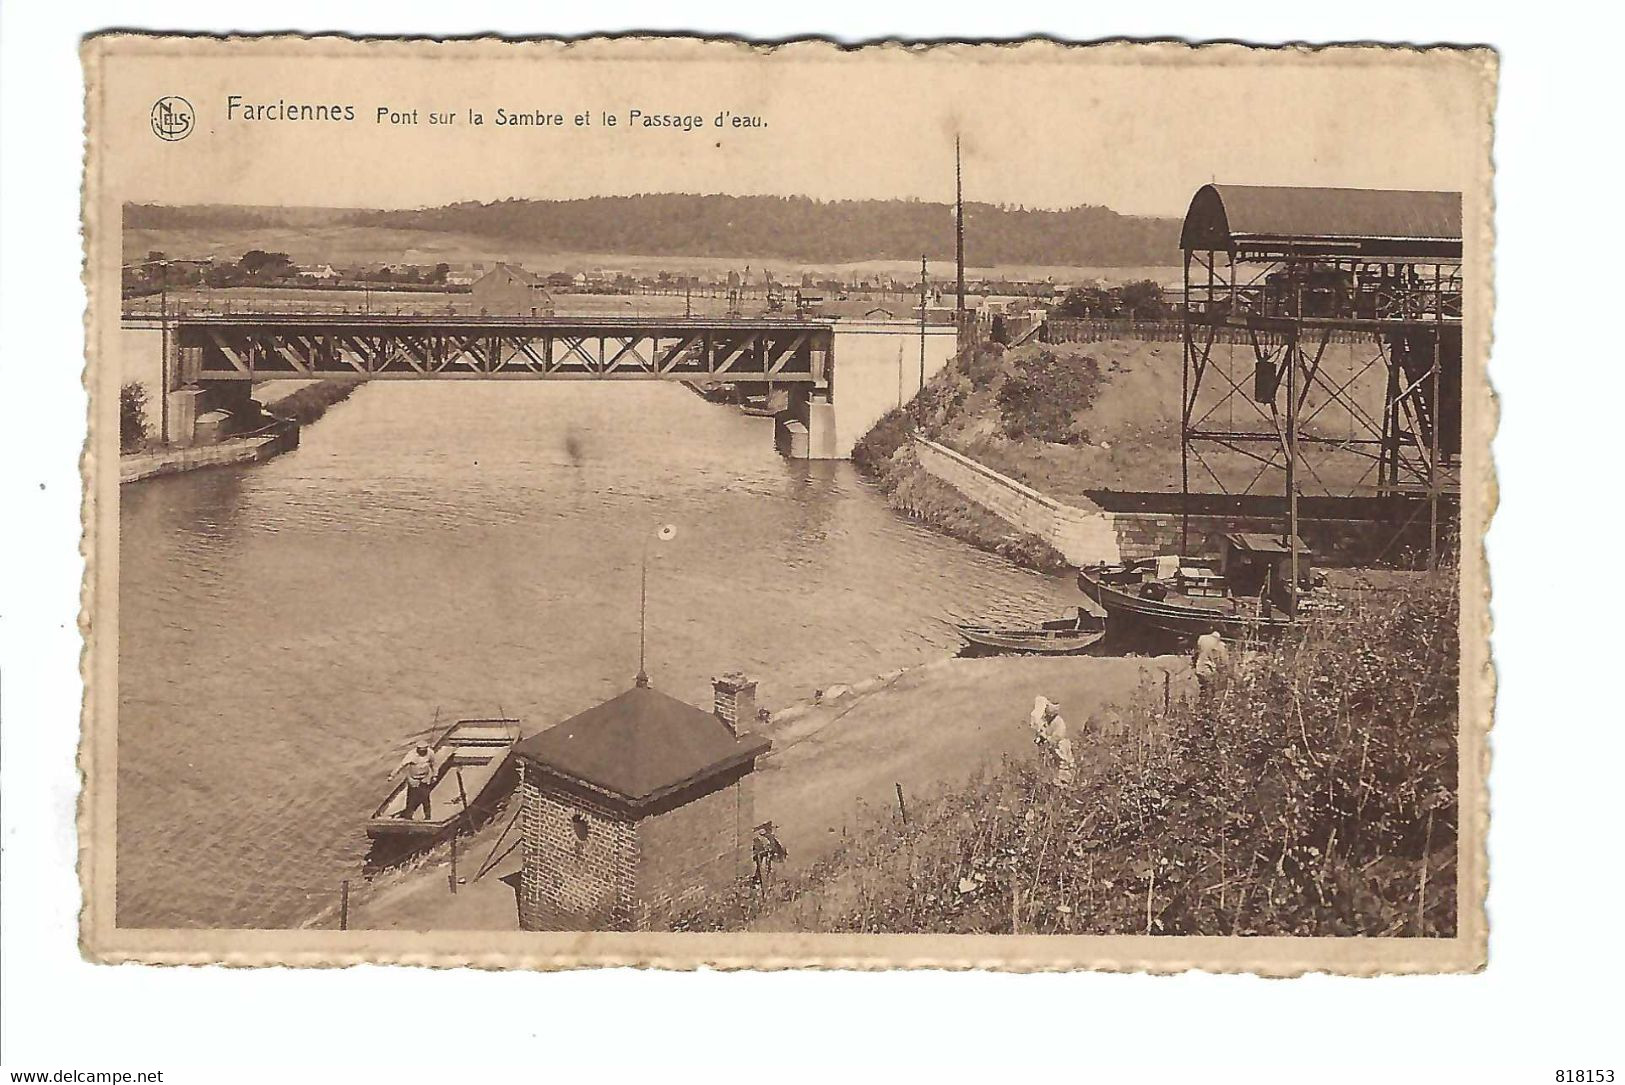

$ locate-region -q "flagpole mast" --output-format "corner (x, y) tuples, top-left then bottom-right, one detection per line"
(637, 537), (649, 687)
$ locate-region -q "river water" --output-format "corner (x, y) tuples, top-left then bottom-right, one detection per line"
(118, 374), (1078, 928)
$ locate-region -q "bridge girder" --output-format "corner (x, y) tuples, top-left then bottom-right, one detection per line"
(175, 320), (832, 385)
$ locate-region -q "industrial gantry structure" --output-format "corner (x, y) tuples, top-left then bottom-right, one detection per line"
(1178, 184), (1463, 563)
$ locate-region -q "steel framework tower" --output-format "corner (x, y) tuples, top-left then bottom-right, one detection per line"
(1179, 185), (1463, 566)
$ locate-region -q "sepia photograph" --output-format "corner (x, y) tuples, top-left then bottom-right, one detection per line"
(79, 34), (1492, 971)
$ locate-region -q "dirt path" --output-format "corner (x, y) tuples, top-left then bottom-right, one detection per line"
(755, 653), (1189, 872)
(348, 652), (1194, 931)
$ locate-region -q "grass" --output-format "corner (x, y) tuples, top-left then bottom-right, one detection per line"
(850, 340), (1080, 575)
(676, 572), (1460, 936)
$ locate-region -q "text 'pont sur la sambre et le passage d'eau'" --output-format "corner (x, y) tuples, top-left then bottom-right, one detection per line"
(223, 96), (768, 132)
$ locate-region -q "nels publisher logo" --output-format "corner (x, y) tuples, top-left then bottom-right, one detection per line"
(151, 96), (194, 141)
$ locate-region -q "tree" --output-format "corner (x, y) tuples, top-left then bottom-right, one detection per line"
(1118, 279), (1168, 320)
(429, 262), (451, 285)
(238, 250), (295, 278)
(1055, 285), (1117, 319)
(120, 382), (151, 452)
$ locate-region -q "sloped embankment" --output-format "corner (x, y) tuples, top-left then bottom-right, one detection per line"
(675, 572), (1460, 938)
(850, 337), (1171, 573)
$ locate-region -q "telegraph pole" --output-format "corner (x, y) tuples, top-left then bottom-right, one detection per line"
(955, 136), (965, 317)
(918, 255), (928, 392)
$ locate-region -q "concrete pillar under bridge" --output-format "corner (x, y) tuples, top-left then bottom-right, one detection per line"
(776, 320), (958, 460)
(163, 342), (265, 448)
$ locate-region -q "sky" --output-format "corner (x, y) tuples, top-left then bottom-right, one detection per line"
(92, 38), (1490, 219)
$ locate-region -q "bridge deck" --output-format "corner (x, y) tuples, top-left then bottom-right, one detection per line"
(159, 315), (836, 384)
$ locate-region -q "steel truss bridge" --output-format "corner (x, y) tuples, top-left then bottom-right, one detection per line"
(126, 313), (835, 386)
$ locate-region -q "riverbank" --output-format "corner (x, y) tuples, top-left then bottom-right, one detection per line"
(119, 426), (298, 484)
(340, 649), (1190, 931)
(340, 570), (1459, 937)
(260, 379), (358, 425)
(685, 570), (1460, 938)
(850, 335), (1394, 573)
(118, 380), (357, 485)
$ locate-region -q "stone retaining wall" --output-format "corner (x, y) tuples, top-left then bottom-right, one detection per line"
(118, 429), (295, 484)
(910, 436), (1122, 564)
(911, 436), (1426, 566)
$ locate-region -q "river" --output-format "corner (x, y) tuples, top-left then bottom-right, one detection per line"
(117, 373), (1078, 929)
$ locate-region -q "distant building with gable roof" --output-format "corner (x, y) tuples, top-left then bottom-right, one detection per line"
(469, 262), (556, 316)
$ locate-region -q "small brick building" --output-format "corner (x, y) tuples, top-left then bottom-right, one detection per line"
(513, 673), (769, 931)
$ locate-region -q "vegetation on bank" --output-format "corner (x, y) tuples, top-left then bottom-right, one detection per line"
(885, 453), (1072, 575)
(850, 339), (1110, 573)
(120, 381), (152, 452)
(853, 339), (1114, 472)
(262, 381), (360, 425)
(678, 574), (1460, 936)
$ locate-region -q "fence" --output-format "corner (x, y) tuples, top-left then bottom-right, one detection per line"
(1044, 318), (1369, 346)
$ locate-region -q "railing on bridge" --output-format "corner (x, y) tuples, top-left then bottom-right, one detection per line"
(159, 309), (835, 385)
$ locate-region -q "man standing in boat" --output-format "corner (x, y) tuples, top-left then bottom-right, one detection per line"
(393, 742), (439, 821)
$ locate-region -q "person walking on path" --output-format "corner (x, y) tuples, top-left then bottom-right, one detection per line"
(1194, 627), (1232, 702)
(1028, 696), (1076, 788)
(393, 742), (440, 821)
(752, 822), (788, 890)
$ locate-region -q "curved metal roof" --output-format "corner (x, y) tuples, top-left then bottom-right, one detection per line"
(1181, 184), (1462, 257)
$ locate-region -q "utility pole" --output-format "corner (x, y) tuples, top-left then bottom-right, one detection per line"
(159, 266), (170, 445)
(918, 255), (928, 393)
(1286, 279), (1302, 615)
(955, 135), (966, 317)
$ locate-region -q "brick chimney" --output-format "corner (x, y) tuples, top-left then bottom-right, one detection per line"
(712, 672), (757, 735)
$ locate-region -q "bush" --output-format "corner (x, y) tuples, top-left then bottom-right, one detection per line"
(851, 343), (1006, 478)
(850, 406), (913, 478)
(957, 341), (1006, 389)
(680, 574), (1460, 937)
(120, 382), (151, 452)
(1054, 280), (1168, 321)
(1118, 279), (1168, 320)
(995, 349), (1103, 443)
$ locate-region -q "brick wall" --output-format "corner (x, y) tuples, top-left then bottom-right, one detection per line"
(518, 761), (758, 932)
(517, 765), (638, 932)
(632, 772), (754, 930)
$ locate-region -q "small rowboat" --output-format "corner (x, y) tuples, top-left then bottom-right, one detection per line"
(956, 608), (1107, 656)
(365, 717), (522, 843)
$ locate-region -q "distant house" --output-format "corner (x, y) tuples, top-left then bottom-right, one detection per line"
(444, 268), (479, 287)
(469, 263), (556, 317)
(301, 263), (340, 281)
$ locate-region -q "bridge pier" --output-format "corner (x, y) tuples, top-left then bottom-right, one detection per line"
(772, 321), (956, 460)
(164, 341), (264, 449)
(774, 388), (839, 460)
